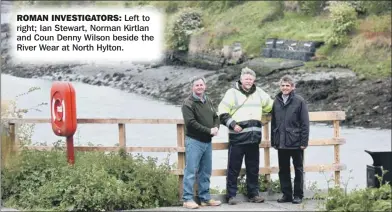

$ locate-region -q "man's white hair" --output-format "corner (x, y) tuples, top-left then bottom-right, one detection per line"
(241, 67), (256, 78)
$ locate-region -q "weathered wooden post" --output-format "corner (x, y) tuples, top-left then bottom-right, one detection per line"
(262, 117), (271, 183)
(333, 120), (341, 187)
(118, 123), (126, 149)
(177, 124), (185, 200)
(8, 123), (19, 154)
(2, 122), (18, 167)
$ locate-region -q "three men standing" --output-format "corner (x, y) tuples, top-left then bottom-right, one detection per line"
(271, 75), (310, 204)
(181, 72), (309, 207)
(218, 67), (274, 205)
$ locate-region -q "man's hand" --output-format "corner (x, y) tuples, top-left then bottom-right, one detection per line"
(300, 146), (306, 150)
(234, 125), (242, 133)
(210, 127), (219, 136)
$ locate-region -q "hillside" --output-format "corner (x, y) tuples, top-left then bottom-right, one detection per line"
(18, 1), (391, 78)
(109, 0), (391, 78)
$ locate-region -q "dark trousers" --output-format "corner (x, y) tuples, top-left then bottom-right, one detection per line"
(226, 143), (260, 199)
(278, 149), (304, 198)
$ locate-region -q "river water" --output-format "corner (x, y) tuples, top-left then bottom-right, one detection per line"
(1, 74), (391, 191)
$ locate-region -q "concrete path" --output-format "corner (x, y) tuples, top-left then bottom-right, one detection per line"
(129, 192), (326, 211)
(1, 192), (326, 211)
(1, 207), (19, 211)
(2, 200), (324, 211)
(130, 200), (324, 211)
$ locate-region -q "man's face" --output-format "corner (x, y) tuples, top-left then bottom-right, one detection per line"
(240, 74), (255, 90)
(280, 81), (294, 95)
(192, 79), (206, 95)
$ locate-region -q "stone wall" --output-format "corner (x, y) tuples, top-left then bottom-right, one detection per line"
(262, 38), (324, 61)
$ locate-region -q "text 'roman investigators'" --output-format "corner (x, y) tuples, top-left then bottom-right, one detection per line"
(11, 7), (164, 64)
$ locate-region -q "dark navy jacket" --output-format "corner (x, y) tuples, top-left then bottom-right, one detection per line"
(270, 91), (310, 149)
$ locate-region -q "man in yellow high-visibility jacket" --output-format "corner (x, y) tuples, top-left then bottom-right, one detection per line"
(218, 67), (273, 205)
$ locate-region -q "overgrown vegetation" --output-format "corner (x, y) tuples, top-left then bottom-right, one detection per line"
(107, 0), (390, 78)
(18, 1), (391, 78)
(325, 2), (358, 46)
(166, 8), (203, 51)
(1, 90), (179, 211)
(298, 1), (327, 16)
(238, 174), (281, 194)
(1, 87), (45, 168)
(323, 183), (391, 211)
(1, 148), (179, 211)
(210, 174), (281, 195)
(315, 169), (392, 211)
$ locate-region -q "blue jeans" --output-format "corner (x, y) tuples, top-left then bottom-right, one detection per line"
(182, 136), (212, 202)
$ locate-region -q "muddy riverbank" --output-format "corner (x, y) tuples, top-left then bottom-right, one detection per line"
(1, 22), (391, 129)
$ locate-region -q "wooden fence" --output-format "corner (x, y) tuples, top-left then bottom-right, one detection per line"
(5, 111), (346, 199)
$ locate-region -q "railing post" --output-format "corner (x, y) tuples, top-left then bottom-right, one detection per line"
(333, 120), (341, 187)
(263, 121), (271, 183)
(118, 123), (126, 149)
(9, 123), (19, 153)
(2, 123), (14, 167)
(177, 124), (185, 201)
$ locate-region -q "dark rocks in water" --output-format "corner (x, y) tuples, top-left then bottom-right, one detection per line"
(104, 74), (111, 80)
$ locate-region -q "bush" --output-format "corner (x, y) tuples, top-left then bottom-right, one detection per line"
(323, 183), (391, 211)
(347, 1), (367, 15)
(1, 148), (179, 211)
(1, 88), (179, 211)
(209, 174), (281, 195)
(363, 1), (392, 15)
(1, 87), (46, 168)
(344, 1), (391, 16)
(298, 1), (327, 16)
(259, 1), (284, 26)
(164, 1), (179, 13)
(319, 170), (392, 212)
(166, 8), (203, 51)
(237, 174), (281, 194)
(284, 1), (300, 12)
(326, 2), (357, 45)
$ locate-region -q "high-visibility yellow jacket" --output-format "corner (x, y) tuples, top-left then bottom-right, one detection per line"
(218, 81), (273, 145)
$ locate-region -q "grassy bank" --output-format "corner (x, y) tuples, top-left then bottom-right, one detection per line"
(96, 1), (390, 78)
(17, 1), (391, 78)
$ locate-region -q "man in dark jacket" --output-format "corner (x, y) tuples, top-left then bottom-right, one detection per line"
(271, 75), (309, 204)
(181, 76), (222, 209)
